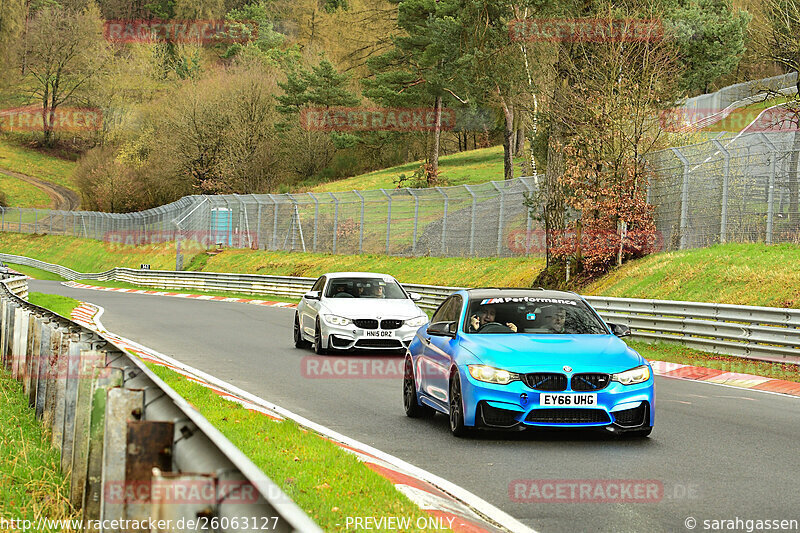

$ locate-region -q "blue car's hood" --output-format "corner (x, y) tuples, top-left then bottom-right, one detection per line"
(459, 334), (643, 373)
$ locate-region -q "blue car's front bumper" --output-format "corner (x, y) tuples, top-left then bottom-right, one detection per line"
(460, 370), (654, 431)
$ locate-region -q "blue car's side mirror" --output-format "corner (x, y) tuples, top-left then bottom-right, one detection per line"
(608, 322), (631, 338)
(428, 321), (457, 337)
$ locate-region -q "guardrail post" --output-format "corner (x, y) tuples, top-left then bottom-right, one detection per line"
(83, 364), (124, 527)
(34, 319), (53, 419)
(380, 189), (392, 255)
(671, 148), (691, 249)
(0, 299), (11, 368)
(52, 330), (75, 450)
(760, 133), (778, 245)
(27, 316), (44, 405)
(101, 387), (145, 530)
(712, 140), (730, 243)
(61, 336), (91, 477)
(69, 341), (107, 509)
(353, 190), (364, 254)
(42, 326), (65, 428)
(124, 420), (175, 522)
(12, 308), (28, 379)
(436, 187), (448, 256)
(465, 185), (477, 256)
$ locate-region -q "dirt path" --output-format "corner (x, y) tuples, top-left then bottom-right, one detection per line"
(0, 168), (81, 210)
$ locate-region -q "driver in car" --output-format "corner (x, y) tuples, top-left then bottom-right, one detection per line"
(469, 305), (517, 333)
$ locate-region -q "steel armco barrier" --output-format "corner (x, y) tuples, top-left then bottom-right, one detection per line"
(2, 252), (799, 364)
(0, 272), (322, 532)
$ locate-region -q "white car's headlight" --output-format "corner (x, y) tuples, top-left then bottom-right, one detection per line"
(322, 314), (352, 326)
(611, 365), (651, 385)
(468, 365), (519, 385)
(405, 315), (429, 327)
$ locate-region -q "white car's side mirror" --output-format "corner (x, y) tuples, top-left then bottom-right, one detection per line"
(408, 292), (422, 302)
(304, 290), (321, 300)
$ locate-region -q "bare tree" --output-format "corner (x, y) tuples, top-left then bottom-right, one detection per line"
(24, 4), (110, 146)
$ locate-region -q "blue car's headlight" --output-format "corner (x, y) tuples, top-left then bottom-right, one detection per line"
(468, 365), (520, 385)
(611, 365), (651, 385)
(322, 314), (352, 326)
(405, 316), (428, 327)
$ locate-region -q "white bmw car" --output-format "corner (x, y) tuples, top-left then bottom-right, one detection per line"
(294, 272), (429, 354)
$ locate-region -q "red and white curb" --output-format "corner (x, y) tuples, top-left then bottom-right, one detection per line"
(70, 302), (534, 533)
(649, 360), (800, 397)
(63, 281), (297, 309)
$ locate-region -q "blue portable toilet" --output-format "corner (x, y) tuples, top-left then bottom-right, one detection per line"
(210, 207), (233, 246)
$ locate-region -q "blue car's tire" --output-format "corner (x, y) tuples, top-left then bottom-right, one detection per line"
(404, 358), (434, 418)
(314, 317), (328, 355)
(449, 372), (470, 437)
(294, 313), (311, 349)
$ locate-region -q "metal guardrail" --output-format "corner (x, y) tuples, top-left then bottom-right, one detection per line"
(0, 271), (322, 532)
(2, 252), (799, 364)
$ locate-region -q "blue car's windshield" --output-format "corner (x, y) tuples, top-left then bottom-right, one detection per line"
(464, 296), (608, 334)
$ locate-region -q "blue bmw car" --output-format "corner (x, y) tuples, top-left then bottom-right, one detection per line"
(403, 288), (654, 438)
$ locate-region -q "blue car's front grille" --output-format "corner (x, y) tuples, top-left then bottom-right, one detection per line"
(525, 408), (611, 424)
(571, 373), (611, 391)
(522, 373), (567, 391)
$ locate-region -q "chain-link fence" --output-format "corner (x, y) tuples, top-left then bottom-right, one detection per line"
(680, 72), (798, 130)
(0, 178), (544, 257)
(648, 130), (800, 249)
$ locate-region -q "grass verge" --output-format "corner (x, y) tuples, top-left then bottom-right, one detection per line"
(0, 370), (76, 523)
(146, 362), (442, 532)
(630, 340), (800, 383)
(4, 262), (67, 281)
(583, 242), (800, 309)
(306, 146), (524, 192)
(0, 137), (78, 192)
(0, 172), (51, 208)
(0, 233), (544, 287)
(27, 292), (81, 318)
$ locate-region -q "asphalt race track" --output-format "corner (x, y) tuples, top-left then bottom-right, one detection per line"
(32, 280), (800, 533)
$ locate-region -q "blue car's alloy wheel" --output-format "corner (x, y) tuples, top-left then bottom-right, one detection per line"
(449, 372), (469, 437)
(404, 358), (434, 418)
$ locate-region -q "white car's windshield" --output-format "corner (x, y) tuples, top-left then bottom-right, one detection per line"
(464, 296), (608, 334)
(325, 277), (407, 299)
